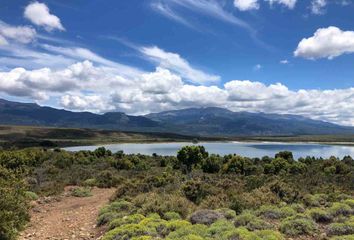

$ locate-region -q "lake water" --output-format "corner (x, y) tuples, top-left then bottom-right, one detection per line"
(63, 142), (354, 159)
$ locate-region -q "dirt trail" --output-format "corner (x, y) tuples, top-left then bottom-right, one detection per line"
(19, 187), (116, 240)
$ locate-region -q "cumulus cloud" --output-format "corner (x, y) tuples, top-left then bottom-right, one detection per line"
(140, 46), (220, 84)
(1, 60), (354, 125)
(234, 0), (260, 11)
(24, 2), (65, 31)
(294, 26), (354, 59)
(0, 21), (36, 44)
(265, 0), (297, 9)
(61, 95), (114, 113)
(225, 80), (289, 101)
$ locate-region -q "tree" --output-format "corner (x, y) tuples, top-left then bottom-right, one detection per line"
(275, 151), (294, 163)
(177, 146), (208, 173)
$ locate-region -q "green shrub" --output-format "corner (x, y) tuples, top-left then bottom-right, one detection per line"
(163, 212), (181, 220)
(133, 193), (195, 218)
(102, 223), (154, 240)
(109, 214), (145, 230)
(343, 199), (354, 209)
(303, 194), (328, 207)
(330, 235), (354, 240)
(256, 230), (284, 240)
(221, 227), (260, 240)
(234, 211), (272, 231)
(280, 216), (317, 236)
(182, 180), (208, 204)
(207, 219), (235, 236)
(83, 178), (97, 187)
(96, 170), (120, 188)
(0, 166), (30, 240)
(216, 208), (237, 220)
(328, 222), (354, 236)
(256, 205), (296, 219)
(166, 220), (191, 232)
(25, 191), (39, 201)
(71, 187), (92, 197)
(166, 223), (208, 239)
(201, 155), (221, 173)
(307, 208), (333, 223)
(329, 203), (352, 217)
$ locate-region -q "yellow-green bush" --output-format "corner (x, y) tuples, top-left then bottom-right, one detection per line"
(256, 205), (296, 219)
(280, 216), (317, 236)
(328, 222), (354, 236)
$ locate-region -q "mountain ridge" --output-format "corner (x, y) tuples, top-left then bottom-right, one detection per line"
(0, 98), (353, 136)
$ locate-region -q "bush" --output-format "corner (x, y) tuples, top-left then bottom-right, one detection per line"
(280, 216), (317, 236)
(216, 208), (237, 220)
(256, 205), (296, 219)
(207, 219), (234, 236)
(71, 187), (92, 197)
(166, 223), (208, 239)
(0, 167), (30, 240)
(102, 223), (153, 240)
(329, 203), (352, 217)
(109, 214), (145, 230)
(132, 193), (195, 218)
(256, 230), (284, 240)
(189, 209), (223, 225)
(163, 212), (181, 221)
(234, 212), (272, 231)
(328, 222), (354, 236)
(303, 194), (328, 207)
(201, 155), (221, 173)
(330, 235), (354, 240)
(83, 178), (97, 187)
(96, 170), (120, 188)
(182, 180), (208, 204)
(221, 227), (260, 240)
(25, 191), (39, 201)
(307, 208), (333, 223)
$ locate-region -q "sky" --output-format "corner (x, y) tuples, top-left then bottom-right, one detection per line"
(0, 0), (354, 125)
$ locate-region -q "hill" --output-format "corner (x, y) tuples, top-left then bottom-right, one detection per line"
(0, 99), (353, 136)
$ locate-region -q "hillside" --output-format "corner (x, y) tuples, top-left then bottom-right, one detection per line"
(0, 99), (353, 136)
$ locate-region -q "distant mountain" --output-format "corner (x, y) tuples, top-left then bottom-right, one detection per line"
(145, 107), (354, 136)
(0, 99), (353, 136)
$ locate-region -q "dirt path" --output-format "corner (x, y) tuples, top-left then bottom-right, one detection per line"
(19, 187), (116, 240)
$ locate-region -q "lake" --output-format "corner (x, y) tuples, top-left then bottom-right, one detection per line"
(63, 142), (354, 159)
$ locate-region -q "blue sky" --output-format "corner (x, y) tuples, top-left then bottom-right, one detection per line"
(0, 0), (354, 125)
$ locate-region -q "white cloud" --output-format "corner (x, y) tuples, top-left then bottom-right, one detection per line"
(280, 59), (289, 64)
(294, 26), (354, 59)
(0, 21), (36, 44)
(0, 35), (8, 45)
(152, 0), (253, 32)
(61, 95), (114, 113)
(140, 46), (220, 84)
(234, 0), (260, 11)
(311, 0), (327, 15)
(24, 2), (65, 31)
(265, 0), (297, 9)
(1, 60), (354, 125)
(225, 80), (289, 101)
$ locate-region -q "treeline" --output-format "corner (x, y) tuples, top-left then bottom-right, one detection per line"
(0, 146), (353, 239)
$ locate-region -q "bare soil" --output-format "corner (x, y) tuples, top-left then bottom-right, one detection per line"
(19, 187), (115, 240)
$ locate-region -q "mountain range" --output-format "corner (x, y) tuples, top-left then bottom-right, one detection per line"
(0, 98), (353, 136)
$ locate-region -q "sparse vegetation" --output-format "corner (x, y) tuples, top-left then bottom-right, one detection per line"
(0, 145), (353, 239)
